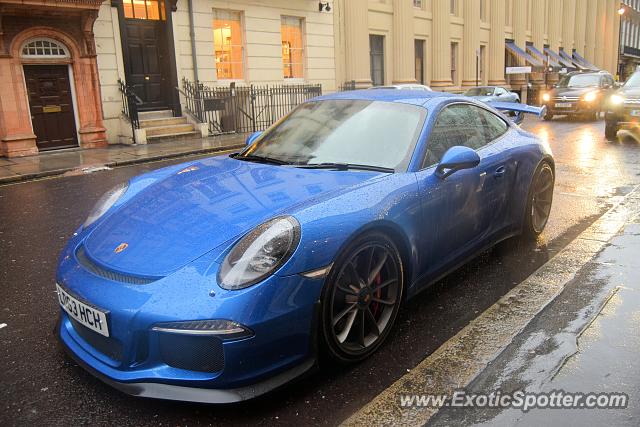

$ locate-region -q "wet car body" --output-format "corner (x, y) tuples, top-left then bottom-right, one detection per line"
(541, 71), (616, 120)
(55, 90), (553, 403)
(605, 70), (640, 140)
(464, 86), (520, 103)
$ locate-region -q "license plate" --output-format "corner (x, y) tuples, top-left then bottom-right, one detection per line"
(630, 110), (640, 117)
(56, 284), (109, 337)
(555, 102), (572, 108)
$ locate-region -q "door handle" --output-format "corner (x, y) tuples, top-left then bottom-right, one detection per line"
(494, 165), (506, 178)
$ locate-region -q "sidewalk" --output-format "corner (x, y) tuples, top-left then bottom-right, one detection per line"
(343, 185), (640, 427)
(0, 133), (246, 185)
(430, 215), (640, 426)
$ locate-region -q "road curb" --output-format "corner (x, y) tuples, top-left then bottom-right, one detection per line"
(0, 144), (244, 186)
(341, 185), (640, 427)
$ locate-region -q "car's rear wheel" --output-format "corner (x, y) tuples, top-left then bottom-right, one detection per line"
(523, 162), (554, 239)
(321, 232), (403, 363)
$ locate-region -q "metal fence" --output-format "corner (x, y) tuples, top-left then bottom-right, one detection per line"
(179, 79), (322, 135)
(117, 78), (142, 129)
(339, 80), (357, 91)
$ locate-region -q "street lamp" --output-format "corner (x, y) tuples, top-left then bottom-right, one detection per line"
(617, 5), (626, 81)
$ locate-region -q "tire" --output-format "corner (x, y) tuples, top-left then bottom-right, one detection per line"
(543, 111), (554, 121)
(320, 232), (404, 363)
(605, 121), (618, 141)
(522, 161), (555, 239)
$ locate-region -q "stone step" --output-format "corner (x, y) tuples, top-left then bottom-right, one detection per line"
(139, 117), (188, 128)
(146, 131), (202, 142)
(144, 123), (195, 137)
(138, 109), (174, 120)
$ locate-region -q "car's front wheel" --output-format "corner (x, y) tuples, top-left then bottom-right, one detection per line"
(523, 161), (555, 239)
(543, 111), (554, 121)
(605, 121), (619, 141)
(320, 232), (404, 363)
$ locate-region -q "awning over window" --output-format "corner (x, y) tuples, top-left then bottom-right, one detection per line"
(572, 51), (599, 70)
(505, 41), (543, 67)
(544, 47), (575, 69)
(559, 49), (588, 70)
(526, 44), (561, 68)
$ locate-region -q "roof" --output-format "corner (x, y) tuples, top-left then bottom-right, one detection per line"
(314, 89), (456, 107)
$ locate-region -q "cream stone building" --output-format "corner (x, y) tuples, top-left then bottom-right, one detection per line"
(0, 0), (623, 158)
(333, 0), (621, 93)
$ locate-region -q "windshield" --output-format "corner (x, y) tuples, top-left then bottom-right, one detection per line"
(557, 74), (601, 88)
(623, 71), (640, 88)
(464, 87), (495, 96)
(240, 100), (426, 171)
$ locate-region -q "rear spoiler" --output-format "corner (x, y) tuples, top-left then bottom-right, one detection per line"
(485, 101), (547, 124)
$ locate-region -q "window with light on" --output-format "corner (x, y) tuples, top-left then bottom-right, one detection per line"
(281, 16), (304, 79)
(213, 9), (244, 80)
(123, 0), (165, 20)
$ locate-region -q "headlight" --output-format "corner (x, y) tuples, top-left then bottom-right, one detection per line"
(610, 94), (625, 105)
(542, 93), (551, 102)
(218, 216), (300, 290)
(83, 182), (128, 228)
(583, 91), (598, 102)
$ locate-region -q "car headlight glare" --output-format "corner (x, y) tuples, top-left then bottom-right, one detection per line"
(610, 94), (625, 105)
(83, 182), (128, 228)
(542, 93), (551, 102)
(583, 91), (598, 102)
(218, 216), (300, 290)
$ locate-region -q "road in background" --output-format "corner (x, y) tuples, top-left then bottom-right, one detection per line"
(2, 117), (640, 426)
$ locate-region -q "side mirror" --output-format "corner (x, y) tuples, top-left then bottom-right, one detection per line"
(245, 131), (263, 146)
(436, 146), (481, 179)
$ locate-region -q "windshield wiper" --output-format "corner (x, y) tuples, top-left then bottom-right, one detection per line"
(232, 153), (290, 165)
(295, 162), (395, 173)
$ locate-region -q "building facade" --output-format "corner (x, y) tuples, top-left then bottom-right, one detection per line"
(0, 0), (623, 158)
(620, 0), (640, 79)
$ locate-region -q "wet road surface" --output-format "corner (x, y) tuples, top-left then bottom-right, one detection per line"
(1, 117), (640, 426)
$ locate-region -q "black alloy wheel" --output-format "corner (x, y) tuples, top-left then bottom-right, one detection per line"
(523, 162), (555, 238)
(321, 233), (403, 363)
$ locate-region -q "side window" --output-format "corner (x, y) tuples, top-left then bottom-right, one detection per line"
(476, 107), (509, 141)
(423, 104), (491, 168)
(495, 87), (507, 95)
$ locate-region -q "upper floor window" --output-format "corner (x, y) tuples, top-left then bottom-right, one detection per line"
(213, 9), (245, 80)
(123, 0), (166, 20)
(413, 0), (423, 8)
(450, 0), (459, 15)
(281, 16), (305, 79)
(480, 0), (488, 22)
(22, 38), (69, 58)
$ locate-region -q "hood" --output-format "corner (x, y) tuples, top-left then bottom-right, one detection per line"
(83, 156), (378, 277)
(618, 86), (640, 97)
(550, 86), (599, 98)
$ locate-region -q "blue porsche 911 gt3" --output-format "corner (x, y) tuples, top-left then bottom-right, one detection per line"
(55, 90), (553, 403)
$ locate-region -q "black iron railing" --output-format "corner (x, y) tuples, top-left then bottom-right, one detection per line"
(178, 78), (322, 135)
(117, 79), (143, 129)
(339, 80), (357, 91)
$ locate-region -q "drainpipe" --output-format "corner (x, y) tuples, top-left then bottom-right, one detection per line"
(188, 0), (199, 83)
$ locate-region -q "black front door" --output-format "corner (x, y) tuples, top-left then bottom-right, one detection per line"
(24, 65), (78, 151)
(121, 0), (172, 111)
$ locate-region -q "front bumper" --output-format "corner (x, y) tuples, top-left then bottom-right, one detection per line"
(58, 319), (315, 403)
(605, 108), (640, 129)
(55, 236), (326, 402)
(543, 99), (600, 115)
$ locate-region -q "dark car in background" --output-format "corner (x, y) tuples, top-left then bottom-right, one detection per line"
(604, 70), (640, 140)
(464, 86), (520, 103)
(540, 71), (616, 121)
